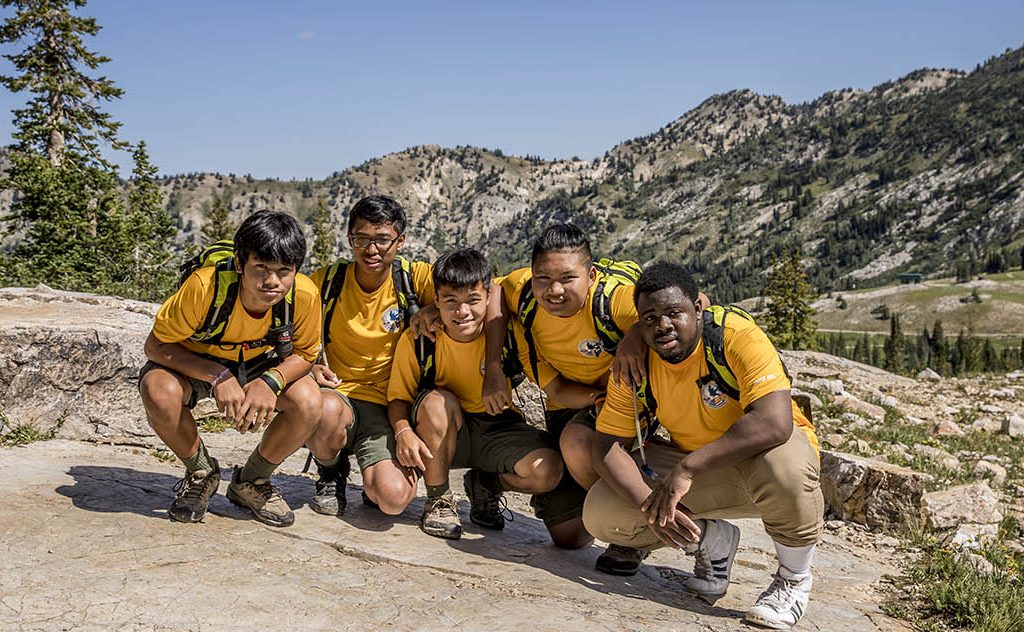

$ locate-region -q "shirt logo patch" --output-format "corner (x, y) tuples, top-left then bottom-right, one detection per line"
(701, 380), (728, 409)
(577, 338), (604, 358)
(381, 307), (403, 333)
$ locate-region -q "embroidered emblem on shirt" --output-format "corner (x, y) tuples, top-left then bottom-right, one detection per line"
(577, 338), (603, 358)
(381, 307), (403, 333)
(701, 380), (728, 409)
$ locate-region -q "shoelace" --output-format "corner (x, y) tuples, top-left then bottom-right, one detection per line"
(433, 495), (459, 518)
(252, 479), (284, 504)
(173, 471), (209, 500)
(482, 493), (514, 523)
(758, 574), (797, 609)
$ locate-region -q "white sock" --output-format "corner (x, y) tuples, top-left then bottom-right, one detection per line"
(774, 542), (815, 576)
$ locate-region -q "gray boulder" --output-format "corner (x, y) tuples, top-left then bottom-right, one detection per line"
(820, 451), (932, 529)
(921, 482), (1003, 530)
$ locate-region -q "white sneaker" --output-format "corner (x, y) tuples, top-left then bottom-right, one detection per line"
(685, 519), (740, 599)
(745, 567), (813, 629)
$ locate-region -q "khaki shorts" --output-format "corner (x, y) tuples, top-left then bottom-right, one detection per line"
(529, 406), (597, 528)
(323, 390), (398, 472)
(138, 355), (280, 409)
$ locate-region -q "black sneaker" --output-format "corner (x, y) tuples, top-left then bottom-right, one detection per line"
(464, 468), (511, 530)
(420, 492), (462, 540)
(310, 456), (351, 516)
(169, 457), (221, 523)
(595, 543), (649, 576)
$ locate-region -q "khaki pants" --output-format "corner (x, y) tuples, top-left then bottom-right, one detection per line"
(583, 427), (823, 548)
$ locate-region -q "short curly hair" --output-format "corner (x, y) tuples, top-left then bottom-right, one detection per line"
(633, 261), (699, 307)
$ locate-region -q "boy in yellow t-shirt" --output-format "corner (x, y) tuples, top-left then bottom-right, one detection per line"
(584, 262), (823, 630)
(304, 195), (435, 518)
(388, 249), (561, 540)
(139, 210), (323, 528)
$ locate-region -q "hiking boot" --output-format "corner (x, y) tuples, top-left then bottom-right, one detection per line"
(686, 519), (741, 600)
(168, 458), (221, 523)
(464, 468), (510, 530)
(595, 544), (649, 576)
(226, 468), (295, 527)
(309, 456), (351, 517)
(420, 493), (462, 540)
(745, 568), (813, 629)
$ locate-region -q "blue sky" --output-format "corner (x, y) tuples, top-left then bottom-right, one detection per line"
(1, 1), (1022, 179)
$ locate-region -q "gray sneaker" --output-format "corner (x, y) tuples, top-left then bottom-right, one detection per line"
(421, 493), (462, 540)
(310, 457), (351, 517)
(745, 568), (813, 629)
(168, 458), (221, 523)
(226, 468), (295, 527)
(686, 519), (741, 600)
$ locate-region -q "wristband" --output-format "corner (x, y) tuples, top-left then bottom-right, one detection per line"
(394, 427), (412, 439)
(593, 394), (607, 409)
(260, 371), (284, 396)
(210, 367), (231, 388)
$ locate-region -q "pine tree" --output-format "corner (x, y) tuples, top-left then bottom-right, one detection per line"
(763, 250), (818, 350)
(929, 319), (948, 375)
(310, 198), (335, 269)
(201, 194), (235, 243)
(1, 0), (134, 294)
(884, 313), (908, 374)
(123, 141), (175, 300)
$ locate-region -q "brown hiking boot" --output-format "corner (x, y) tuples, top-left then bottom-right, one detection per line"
(420, 493), (462, 540)
(168, 458), (221, 523)
(226, 468), (295, 527)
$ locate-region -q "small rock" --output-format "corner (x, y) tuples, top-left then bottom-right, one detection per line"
(932, 419), (965, 437)
(912, 444), (960, 471)
(822, 434), (846, 449)
(905, 415), (927, 426)
(980, 404), (1003, 414)
(973, 460), (1007, 488)
(834, 395), (886, 422)
(955, 551), (994, 575)
(855, 439), (871, 453)
(968, 417), (1002, 433)
(1006, 370), (1024, 381)
(942, 406), (959, 416)
(916, 368), (941, 381)
(941, 523), (1000, 551)
(874, 535), (900, 548)
(885, 444), (912, 462)
(825, 519), (845, 531)
(922, 482), (1003, 530)
(812, 379), (846, 396)
(1002, 412), (1024, 438)
(987, 388), (1016, 400)
(840, 413), (870, 431)
(879, 395), (899, 409)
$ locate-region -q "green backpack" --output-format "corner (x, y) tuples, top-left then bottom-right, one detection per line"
(177, 239), (295, 363)
(513, 258), (642, 381)
(317, 255), (420, 346)
(633, 304), (809, 442)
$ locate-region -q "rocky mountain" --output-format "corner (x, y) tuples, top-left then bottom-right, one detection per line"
(7, 48), (1022, 301)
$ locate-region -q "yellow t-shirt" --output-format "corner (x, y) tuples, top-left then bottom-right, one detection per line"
(596, 314), (818, 453)
(389, 329), (505, 414)
(310, 260), (434, 405)
(501, 266), (637, 391)
(152, 267), (322, 363)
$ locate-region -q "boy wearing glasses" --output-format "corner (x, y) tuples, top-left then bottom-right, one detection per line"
(305, 195), (435, 518)
(139, 210), (323, 527)
(583, 262), (822, 630)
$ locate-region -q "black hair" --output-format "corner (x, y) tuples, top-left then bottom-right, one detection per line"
(347, 194), (407, 235)
(234, 210), (306, 268)
(531, 223), (592, 265)
(634, 261), (699, 307)
(433, 248), (491, 292)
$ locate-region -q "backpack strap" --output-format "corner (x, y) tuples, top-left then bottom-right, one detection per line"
(591, 260), (639, 353)
(392, 256), (420, 327)
(190, 257), (241, 345)
(502, 320), (527, 388)
(517, 284), (541, 383)
(415, 335), (438, 393)
(319, 260), (349, 347)
(633, 351), (661, 443)
(178, 239), (234, 286)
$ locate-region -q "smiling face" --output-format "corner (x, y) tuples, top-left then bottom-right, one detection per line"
(637, 286), (703, 364)
(236, 255), (297, 314)
(530, 251), (596, 318)
(437, 281), (489, 342)
(348, 219), (405, 275)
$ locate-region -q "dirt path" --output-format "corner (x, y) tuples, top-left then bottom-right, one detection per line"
(0, 438), (909, 631)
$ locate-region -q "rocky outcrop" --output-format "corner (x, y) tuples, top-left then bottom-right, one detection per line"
(820, 451), (932, 529)
(921, 482), (1003, 530)
(0, 286), (157, 445)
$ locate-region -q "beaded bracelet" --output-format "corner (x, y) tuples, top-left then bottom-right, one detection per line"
(210, 367), (232, 388)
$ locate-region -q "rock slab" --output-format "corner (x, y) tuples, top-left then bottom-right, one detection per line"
(820, 451), (932, 529)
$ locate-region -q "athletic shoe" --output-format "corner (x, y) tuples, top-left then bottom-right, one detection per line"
(420, 493), (462, 540)
(309, 456), (351, 516)
(168, 457), (221, 523)
(464, 468), (510, 530)
(745, 567), (813, 629)
(686, 519), (741, 600)
(595, 544), (649, 576)
(226, 468), (295, 527)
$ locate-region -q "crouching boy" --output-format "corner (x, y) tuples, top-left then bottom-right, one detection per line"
(139, 210), (323, 527)
(387, 248), (562, 539)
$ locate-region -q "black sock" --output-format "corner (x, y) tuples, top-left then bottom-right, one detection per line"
(425, 481), (450, 498)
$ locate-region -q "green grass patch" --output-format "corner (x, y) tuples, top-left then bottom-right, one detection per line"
(882, 517), (1024, 631)
(0, 411), (66, 447)
(197, 415), (233, 433)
